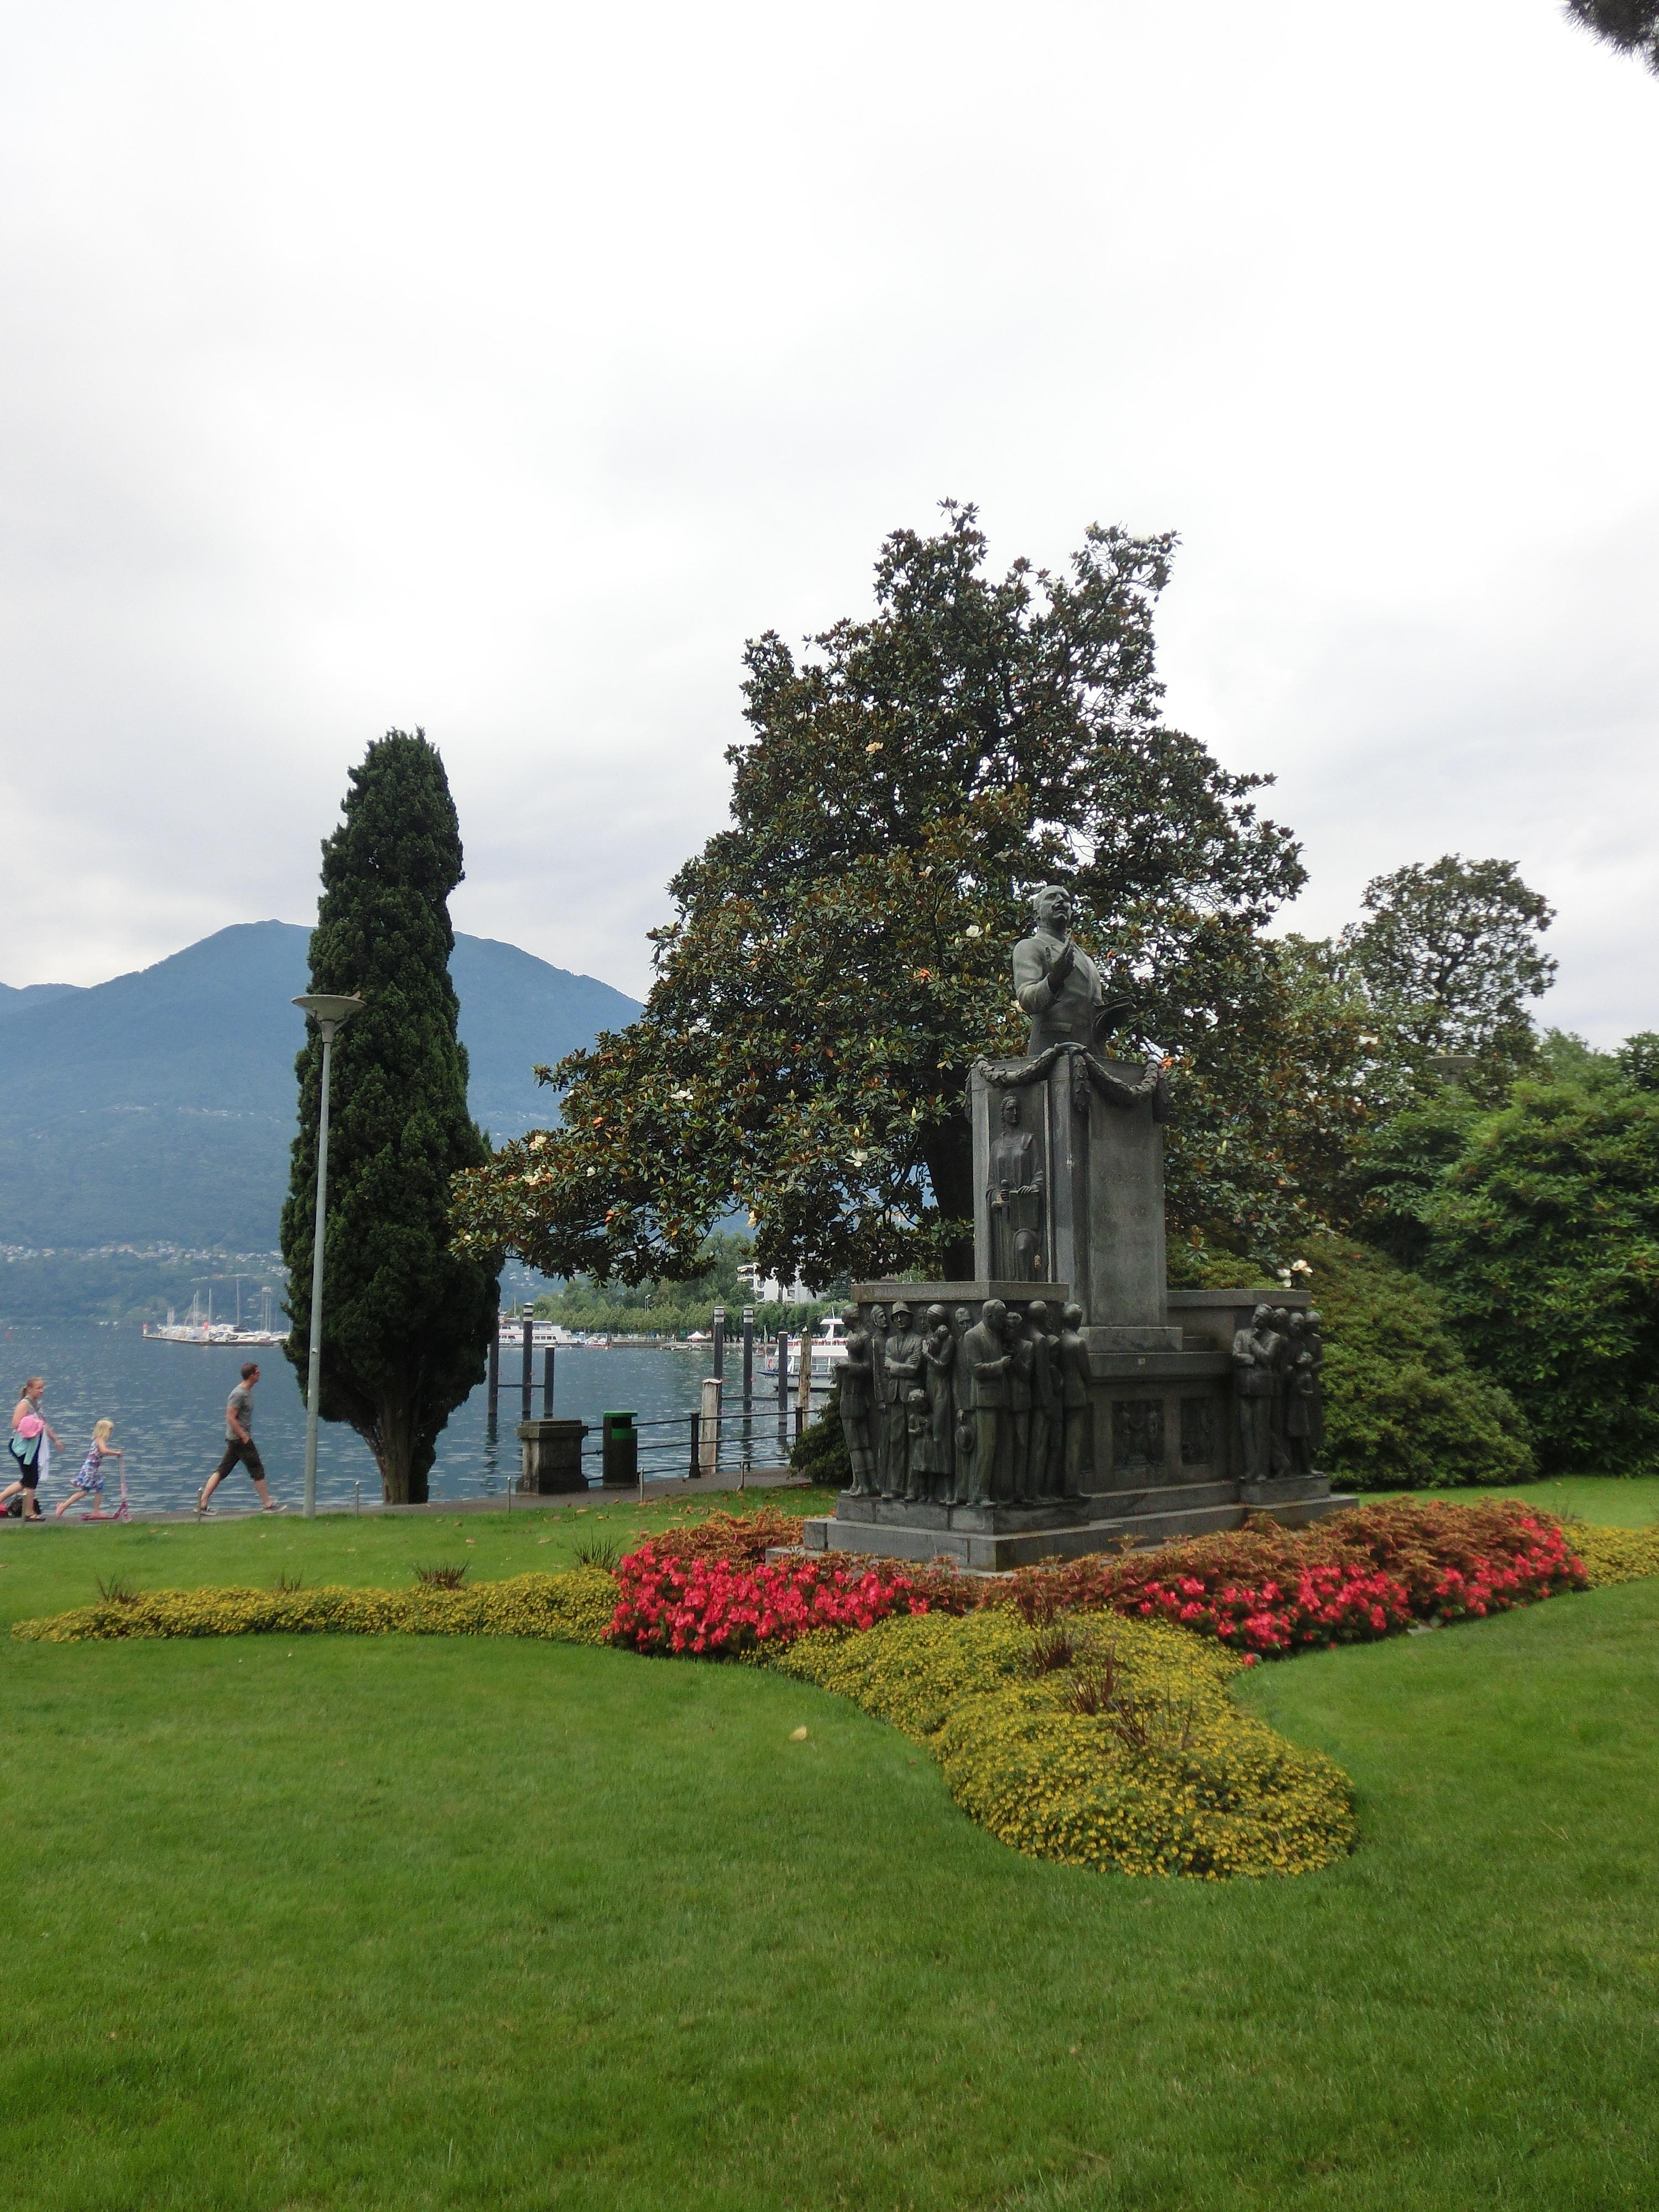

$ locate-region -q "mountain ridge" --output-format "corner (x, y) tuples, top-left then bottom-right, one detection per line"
(0, 921), (640, 1249)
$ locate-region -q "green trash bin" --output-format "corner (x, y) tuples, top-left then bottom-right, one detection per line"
(602, 1410), (638, 1486)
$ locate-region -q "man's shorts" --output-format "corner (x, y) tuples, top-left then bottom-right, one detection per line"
(214, 1437), (266, 1483)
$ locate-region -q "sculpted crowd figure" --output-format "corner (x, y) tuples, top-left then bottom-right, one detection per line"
(838, 1297), (1094, 1507)
(1230, 1302), (1324, 1481)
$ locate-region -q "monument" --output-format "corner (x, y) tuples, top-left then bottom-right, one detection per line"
(800, 886), (1353, 1570)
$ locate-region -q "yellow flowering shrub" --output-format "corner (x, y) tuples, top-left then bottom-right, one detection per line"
(12, 1567), (619, 1647)
(1569, 1522), (1659, 1588)
(770, 1609), (1355, 1880)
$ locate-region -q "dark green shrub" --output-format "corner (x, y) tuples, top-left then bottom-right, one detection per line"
(789, 1377), (849, 1488)
(1309, 1238), (1534, 1489)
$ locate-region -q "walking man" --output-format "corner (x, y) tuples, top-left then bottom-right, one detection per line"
(198, 1363), (284, 1514)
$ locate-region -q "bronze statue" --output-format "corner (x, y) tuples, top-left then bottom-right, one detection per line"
(1293, 1309), (1325, 1462)
(950, 1303), (977, 1500)
(1025, 1300), (1060, 1500)
(1231, 1303), (1281, 1483)
(920, 1305), (956, 1503)
(837, 1305), (878, 1495)
(880, 1302), (925, 1500)
(1011, 884), (1110, 1053)
(959, 1299), (1011, 1507)
(987, 1092), (1045, 1280)
(1284, 1353), (1317, 1477)
(1004, 1306), (1033, 1504)
(866, 1305), (889, 1491)
(1057, 1302), (1092, 1495)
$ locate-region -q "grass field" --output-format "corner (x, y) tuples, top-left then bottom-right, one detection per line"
(2, 1481), (1657, 2209)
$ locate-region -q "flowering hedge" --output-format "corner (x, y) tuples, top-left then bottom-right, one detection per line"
(1007, 1499), (1587, 1658)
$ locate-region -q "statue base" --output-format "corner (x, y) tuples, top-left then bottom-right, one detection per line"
(800, 1474), (1354, 1573)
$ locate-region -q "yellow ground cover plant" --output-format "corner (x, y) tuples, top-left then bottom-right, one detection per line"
(1567, 1522), (1659, 1587)
(12, 1566), (619, 1646)
(768, 1607), (1357, 1880)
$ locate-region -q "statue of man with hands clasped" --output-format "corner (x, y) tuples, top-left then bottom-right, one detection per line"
(1012, 884), (1110, 1053)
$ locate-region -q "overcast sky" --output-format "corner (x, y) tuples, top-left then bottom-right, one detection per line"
(3, 0), (1655, 1041)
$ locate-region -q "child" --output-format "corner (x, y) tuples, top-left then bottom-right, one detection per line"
(56, 1418), (122, 1517)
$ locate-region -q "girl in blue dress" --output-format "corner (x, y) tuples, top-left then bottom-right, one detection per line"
(55, 1419), (122, 1517)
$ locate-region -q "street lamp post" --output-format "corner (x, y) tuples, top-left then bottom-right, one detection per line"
(293, 993), (364, 1517)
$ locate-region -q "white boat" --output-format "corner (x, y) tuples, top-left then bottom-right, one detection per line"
(144, 1322), (288, 1347)
(144, 1291), (286, 1347)
(763, 1316), (849, 1378)
(496, 1318), (580, 1347)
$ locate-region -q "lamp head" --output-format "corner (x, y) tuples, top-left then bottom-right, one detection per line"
(293, 993), (364, 1040)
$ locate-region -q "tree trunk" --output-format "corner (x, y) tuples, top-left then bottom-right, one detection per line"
(372, 1389), (431, 1505)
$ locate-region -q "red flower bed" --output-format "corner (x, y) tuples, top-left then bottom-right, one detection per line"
(607, 1499), (1587, 1663)
(1009, 1498), (1585, 1658)
(609, 1543), (974, 1658)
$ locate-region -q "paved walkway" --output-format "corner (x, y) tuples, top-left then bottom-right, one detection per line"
(1, 1467), (810, 1529)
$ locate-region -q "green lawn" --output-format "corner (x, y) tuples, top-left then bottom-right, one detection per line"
(2, 1491), (1657, 2209)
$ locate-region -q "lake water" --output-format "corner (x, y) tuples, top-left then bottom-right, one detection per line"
(0, 1321), (799, 1513)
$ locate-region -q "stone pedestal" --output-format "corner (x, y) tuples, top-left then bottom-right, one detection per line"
(802, 1280), (1349, 1570)
(971, 1053), (1168, 1331)
(515, 1417), (589, 1494)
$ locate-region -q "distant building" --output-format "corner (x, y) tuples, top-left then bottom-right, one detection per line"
(737, 1260), (810, 1305)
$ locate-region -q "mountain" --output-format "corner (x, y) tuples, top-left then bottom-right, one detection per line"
(0, 921), (639, 1250)
(0, 982), (82, 1018)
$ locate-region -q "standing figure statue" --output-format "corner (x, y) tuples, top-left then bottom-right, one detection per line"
(905, 1389), (931, 1493)
(1056, 1302), (1093, 1496)
(1024, 1301), (1060, 1501)
(1011, 884), (1112, 1053)
(1267, 1307), (1297, 1474)
(866, 1305), (889, 1493)
(920, 1305), (957, 1504)
(1004, 1307), (1033, 1504)
(950, 1304), (977, 1501)
(959, 1300), (1011, 1507)
(987, 1092), (1045, 1281)
(837, 1306), (878, 1496)
(880, 1302), (925, 1501)
(1292, 1309), (1326, 1465)
(1284, 1353), (1317, 1477)
(1231, 1303), (1283, 1484)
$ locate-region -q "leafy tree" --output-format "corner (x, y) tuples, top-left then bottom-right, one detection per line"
(453, 505), (1306, 1287)
(1338, 855), (1556, 1067)
(282, 732), (499, 1503)
(1417, 1080), (1659, 1473)
(1618, 1031), (1659, 1091)
(1566, 0), (1659, 72)
(1174, 931), (1424, 1262)
(1346, 1091), (1486, 1271)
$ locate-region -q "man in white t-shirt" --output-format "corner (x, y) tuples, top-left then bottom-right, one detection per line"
(197, 1363), (284, 1514)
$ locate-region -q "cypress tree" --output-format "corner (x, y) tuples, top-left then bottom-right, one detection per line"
(281, 730), (499, 1503)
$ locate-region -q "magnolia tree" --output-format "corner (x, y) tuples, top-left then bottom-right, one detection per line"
(452, 506), (1363, 1287)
